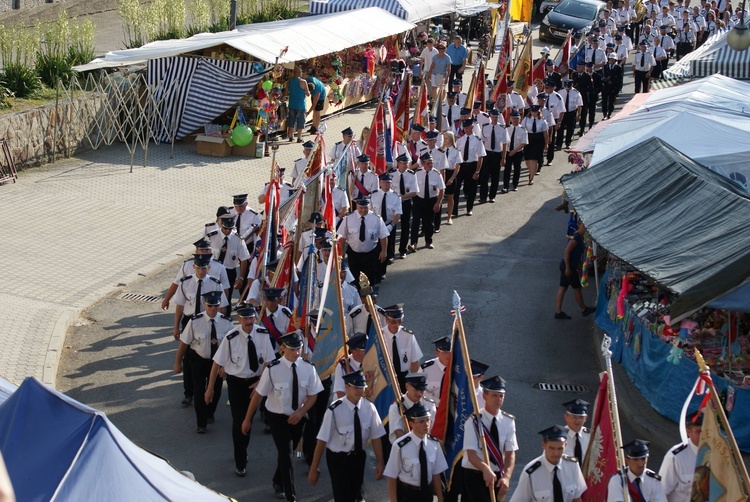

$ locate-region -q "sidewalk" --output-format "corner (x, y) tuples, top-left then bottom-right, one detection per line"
(1, 103), (377, 385)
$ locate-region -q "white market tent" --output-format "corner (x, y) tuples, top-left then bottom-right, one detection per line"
(308, 0), (494, 23)
(663, 28), (750, 80)
(582, 74), (750, 186)
(74, 7), (415, 71)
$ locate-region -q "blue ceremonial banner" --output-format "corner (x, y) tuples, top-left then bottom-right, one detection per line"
(309, 255), (344, 379)
(362, 321), (396, 422)
(433, 326), (475, 489)
(295, 244), (316, 319)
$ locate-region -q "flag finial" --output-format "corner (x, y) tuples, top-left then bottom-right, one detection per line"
(452, 290), (461, 311)
(359, 272), (373, 296)
(601, 334), (612, 358)
(694, 349), (709, 373)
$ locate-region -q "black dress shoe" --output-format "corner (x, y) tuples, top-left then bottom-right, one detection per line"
(181, 396), (193, 407)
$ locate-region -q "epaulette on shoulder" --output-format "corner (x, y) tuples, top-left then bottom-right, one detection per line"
(413, 167), (423, 172)
(303, 359), (315, 366)
(501, 410), (515, 420)
(256, 327), (269, 333)
(582, 426), (589, 433)
(672, 443), (689, 456)
(281, 307), (293, 317)
(180, 275), (193, 282)
(407, 169), (415, 174)
(428, 434), (440, 442)
(193, 312), (204, 319)
(329, 399), (343, 411)
(219, 313), (231, 320)
(205, 222), (217, 228)
(421, 360), (435, 370)
(226, 329), (239, 340)
(388, 167), (397, 173)
(376, 306), (386, 315)
(403, 328), (414, 334)
(562, 454), (578, 463)
(294, 157), (303, 162)
(267, 359), (281, 368)
(349, 305), (364, 318)
(339, 357), (347, 367)
(209, 276), (221, 284)
(247, 208), (258, 215)
(646, 470), (661, 481)
(397, 436), (412, 448)
(526, 460), (542, 475)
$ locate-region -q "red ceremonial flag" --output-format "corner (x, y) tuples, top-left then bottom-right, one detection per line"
(554, 31), (572, 76)
(531, 57), (546, 85)
(306, 142), (324, 178)
(322, 172), (335, 230)
(364, 100), (387, 175)
(393, 73), (411, 144)
(582, 372), (619, 502)
(416, 81), (429, 126)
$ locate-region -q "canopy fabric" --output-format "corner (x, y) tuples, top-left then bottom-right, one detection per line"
(0, 377), (230, 501)
(0, 377), (14, 406)
(571, 91), (650, 152)
(663, 29), (750, 79)
(74, 8), (414, 71)
(308, 0), (461, 22)
(640, 73), (750, 114)
(561, 137), (750, 322)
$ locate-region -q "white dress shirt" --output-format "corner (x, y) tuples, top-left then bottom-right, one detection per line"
(317, 397), (386, 452)
(384, 431), (448, 487)
(255, 356), (324, 415)
(462, 408), (518, 471)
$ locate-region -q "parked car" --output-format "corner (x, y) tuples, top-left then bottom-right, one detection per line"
(539, 0), (605, 43)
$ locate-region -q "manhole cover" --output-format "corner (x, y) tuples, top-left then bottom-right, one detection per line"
(118, 293), (161, 304)
(535, 383), (589, 393)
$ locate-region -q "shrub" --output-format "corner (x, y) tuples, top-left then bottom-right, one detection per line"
(3, 63), (42, 98)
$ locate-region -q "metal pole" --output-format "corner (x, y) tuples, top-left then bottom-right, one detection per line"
(230, 0), (238, 30)
(601, 334), (632, 502)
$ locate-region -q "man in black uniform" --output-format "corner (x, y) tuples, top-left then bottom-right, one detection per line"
(571, 62), (592, 135)
(601, 53), (624, 120)
(583, 62), (602, 132)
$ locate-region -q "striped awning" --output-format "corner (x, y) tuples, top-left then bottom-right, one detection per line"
(310, 0), (408, 18)
(308, 0), (458, 23)
(663, 29), (750, 80)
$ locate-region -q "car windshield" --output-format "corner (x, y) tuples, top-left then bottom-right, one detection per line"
(554, 0), (598, 19)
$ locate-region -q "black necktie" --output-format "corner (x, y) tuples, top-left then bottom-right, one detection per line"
(490, 126), (496, 150)
(448, 107), (453, 126)
(218, 236), (228, 263)
(553, 466), (564, 502)
(491, 417), (500, 447)
(210, 318), (218, 357)
(235, 212), (241, 233)
(359, 216), (366, 242)
(419, 441), (429, 489)
(399, 173), (406, 195)
(381, 193), (388, 222)
(291, 362), (299, 410)
(565, 91), (570, 111)
(354, 406), (363, 452)
(194, 279), (203, 317)
(247, 333), (259, 372)
(510, 128), (515, 150)
(575, 433), (583, 465)
(641, 52), (645, 66)
(464, 136), (470, 161)
(391, 335), (400, 373)
(532, 119), (537, 133)
(635, 477), (645, 500)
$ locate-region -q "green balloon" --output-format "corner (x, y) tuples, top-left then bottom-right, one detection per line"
(232, 125), (253, 146)
(262, 80), (273, 91)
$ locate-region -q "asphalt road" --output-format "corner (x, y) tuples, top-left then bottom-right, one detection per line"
(55, 29), (672, 502)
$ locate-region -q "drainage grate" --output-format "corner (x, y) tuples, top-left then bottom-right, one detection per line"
(119, 293), (162, 304)
(535, 383), (589, 393)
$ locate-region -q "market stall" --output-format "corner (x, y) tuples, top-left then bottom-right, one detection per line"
(74, 8), (415, 152)
(561, 136), (750, 450)
(663, 29), (750, 80)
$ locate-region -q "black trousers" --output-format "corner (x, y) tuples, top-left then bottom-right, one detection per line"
(586, 93), (598, 127)
(557, 111), (577, 148)
(180, 315), (193, 398)
(411, 196), (437, 246)
(190, 351), (222, 428)
(326, 450), (367, 502)
(634, 70), (650, 93)
(227, 375), (258, 469)
(463, 468), (499, 502)
(226, 267), (237, 313)
(601, 90), (618, 118)
(397, 480), (433, 502)
(398, 199), (412, 255)
(268, 411), (305, 502)
(303, 377), (332, 463)
(347, 247), (380, 289)
(545, 127), (558, 164)
(453, 162), (478, 214)
(503, 153), (523, 190)
(479, 151), (502, 201)
(449, 64), (463, 86)
(444, 463), (465, 502)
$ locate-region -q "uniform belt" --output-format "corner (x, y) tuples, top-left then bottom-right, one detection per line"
(397, 480), (429, 492)
(226, 375), (260, 386)
(328, 449), (366, 457)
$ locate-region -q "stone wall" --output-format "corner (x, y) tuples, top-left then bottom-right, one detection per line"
(0, 93), (107, 168)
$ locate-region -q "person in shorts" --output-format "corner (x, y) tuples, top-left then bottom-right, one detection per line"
(286, 66), (310, 143)
(306, 70), (327, 134)
(554, 217), (596, 319)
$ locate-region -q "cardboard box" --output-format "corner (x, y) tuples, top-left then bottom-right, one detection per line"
(196, 135), (232, 158)
(232, 135), (259, 157)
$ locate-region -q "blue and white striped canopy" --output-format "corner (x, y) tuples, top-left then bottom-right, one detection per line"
(310, 0), (409, 19)
(664, 29), (750, 80)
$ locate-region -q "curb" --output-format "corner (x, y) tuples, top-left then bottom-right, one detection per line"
(43, 308), (81, 386)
